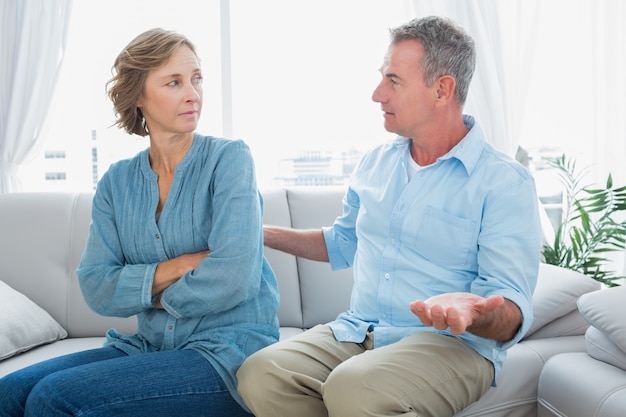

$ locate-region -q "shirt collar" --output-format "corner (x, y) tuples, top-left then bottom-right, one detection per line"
(441, 115), (486, 176)
(393, 114), (486, 176)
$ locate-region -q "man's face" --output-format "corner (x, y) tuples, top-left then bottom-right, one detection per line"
(371, 40), (438, 139)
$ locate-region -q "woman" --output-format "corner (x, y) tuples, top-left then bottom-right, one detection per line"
(0, 28), (279, 416)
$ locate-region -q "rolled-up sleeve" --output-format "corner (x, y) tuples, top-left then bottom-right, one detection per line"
(323, 187), (360, 271)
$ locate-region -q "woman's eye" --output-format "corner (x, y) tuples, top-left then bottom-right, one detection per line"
(194, 75), (203, 84)
(167, 80), (179, 86)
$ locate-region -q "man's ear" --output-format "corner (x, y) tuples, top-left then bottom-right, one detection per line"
(434, 75), (456, 103)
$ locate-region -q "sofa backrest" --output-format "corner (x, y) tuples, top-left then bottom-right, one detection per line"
(0, 192), (136, 338)
(0, 188), (354, 338)
(262, 187), (353, 329)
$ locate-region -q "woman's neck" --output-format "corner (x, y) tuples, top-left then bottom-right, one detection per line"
(148, 133), (194, 174)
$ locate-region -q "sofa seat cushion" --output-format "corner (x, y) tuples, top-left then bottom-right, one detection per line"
(0, 280), (68, 361)
(456, 336), (586, 417)
(0, 337), (106, 378)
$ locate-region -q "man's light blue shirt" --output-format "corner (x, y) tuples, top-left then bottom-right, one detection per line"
(323, 116), (541, 379)
(76, 134), (279, 409)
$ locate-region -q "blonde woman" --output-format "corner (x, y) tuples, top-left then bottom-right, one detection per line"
(0, 28), (278, 417)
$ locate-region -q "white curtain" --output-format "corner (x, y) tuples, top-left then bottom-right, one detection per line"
(590, 1), (626, 275)
(0, 0), (73, 193)
(591, 1), (626, 186)
(408, 0), (554, 242)
(408, 0), (541, 157)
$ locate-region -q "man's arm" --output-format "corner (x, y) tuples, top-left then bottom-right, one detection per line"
(264, 225), (330, 262)
(409, 293), (522, 342)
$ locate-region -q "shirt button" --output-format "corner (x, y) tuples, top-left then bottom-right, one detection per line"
(384, 273), (391, 279)
(167, 325), (173, 331)
(391, 238), (397, 245)
(155, 234), (160, 240)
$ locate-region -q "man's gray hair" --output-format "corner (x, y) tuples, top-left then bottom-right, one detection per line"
(390, 16), (476, 107)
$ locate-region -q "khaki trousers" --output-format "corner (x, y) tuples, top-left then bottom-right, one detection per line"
(237, 325), (493, 417)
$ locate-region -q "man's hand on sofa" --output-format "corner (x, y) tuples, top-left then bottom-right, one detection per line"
(263, 225), (330, 262)
(410, 293), (521, 341)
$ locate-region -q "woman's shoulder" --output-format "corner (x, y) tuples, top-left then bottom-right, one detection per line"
(107, 148), (146, 172)
(97, 148), (148, 191)
(193, 134), (252, 160)
(194, 134), (249, 150)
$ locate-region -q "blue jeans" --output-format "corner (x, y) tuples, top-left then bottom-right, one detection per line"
(0, 347), (251, 417)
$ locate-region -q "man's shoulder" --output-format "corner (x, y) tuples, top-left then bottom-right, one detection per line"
(479, 145), (533, 181)
(359, 137), (407, 166)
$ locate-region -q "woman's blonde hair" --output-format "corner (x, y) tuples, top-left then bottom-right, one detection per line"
(106, 28), (198, 136)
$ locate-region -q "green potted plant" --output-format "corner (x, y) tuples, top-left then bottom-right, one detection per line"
(541, 155), (626, 287)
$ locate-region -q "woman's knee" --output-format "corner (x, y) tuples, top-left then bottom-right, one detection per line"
(0, 372), (30, 416)
(24, 372), (75, 415)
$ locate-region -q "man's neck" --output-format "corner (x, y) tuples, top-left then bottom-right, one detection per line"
(409, 114), (468, 166)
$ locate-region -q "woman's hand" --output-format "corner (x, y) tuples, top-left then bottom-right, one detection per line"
(152, 250), (210, 298)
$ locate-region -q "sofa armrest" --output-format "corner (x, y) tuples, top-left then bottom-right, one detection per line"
(538, 352), (626, 417)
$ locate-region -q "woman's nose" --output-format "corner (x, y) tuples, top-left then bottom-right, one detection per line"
(185, 84), (201, 102)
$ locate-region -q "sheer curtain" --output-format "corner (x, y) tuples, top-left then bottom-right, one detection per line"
(591, 1), (626, 275)
(0, 0), (73, 193)
(408, 0), (541, 157)
(591, 1), (626, 186)
(407, 0), (556, 241)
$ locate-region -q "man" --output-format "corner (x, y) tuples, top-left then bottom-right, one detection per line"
(237, 16), (541, 417)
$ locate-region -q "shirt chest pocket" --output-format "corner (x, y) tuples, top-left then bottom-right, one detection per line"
(409, 205), (476, 267)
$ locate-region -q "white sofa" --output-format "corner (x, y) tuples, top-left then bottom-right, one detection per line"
(0, 188), (608, 416)
(537, 284), (626, 416)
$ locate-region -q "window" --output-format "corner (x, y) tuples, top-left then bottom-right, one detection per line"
(20, 0), (626, 201)
(44, 150), (66, 159)
(45, 172), (67, 181)
(21, 0), (410, 191)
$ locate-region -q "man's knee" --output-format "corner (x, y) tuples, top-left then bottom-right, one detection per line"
(237, 347), (278, 400)
(323, 359), (379, 414)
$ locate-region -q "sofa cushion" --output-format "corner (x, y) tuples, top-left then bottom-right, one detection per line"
(523, 309), (589, 340)
(578, 285), (626, 351)
(538, 352), (626, 417)
(585, 326), (626, 371)
(0, 280), (68, 361)
(578, 285), (626, 370)
(525, 263), (600, 338)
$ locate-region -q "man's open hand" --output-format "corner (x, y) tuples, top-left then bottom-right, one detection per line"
(410, 292), (505, 335)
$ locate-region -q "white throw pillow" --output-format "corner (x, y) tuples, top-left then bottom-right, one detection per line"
(578, 285), (626, 353)
(585, 326), (626, 371)
(0, 280), (68, 361)
(525, 263), (600, 338)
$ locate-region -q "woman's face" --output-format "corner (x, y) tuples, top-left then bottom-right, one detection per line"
(137, 45), (203, 138)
